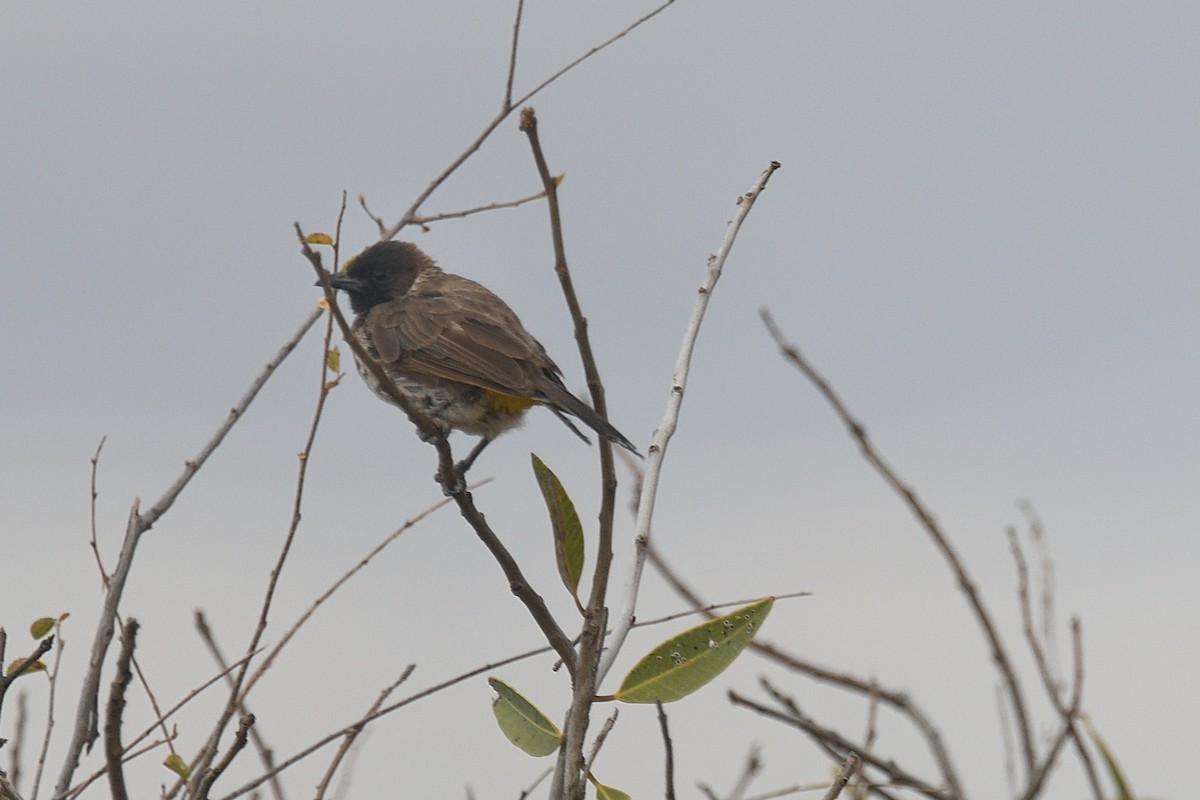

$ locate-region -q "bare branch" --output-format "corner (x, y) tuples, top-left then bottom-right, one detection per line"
(648, 544), (964, 799)
(103, 619), (137, 800)
(314, 666), (414, 800)
(521, 107), (617, 800)
(0, 635), (54, 721)
(821, 753), (861, 800)
(503, 0), (525, 110)
(655, 702), (676, 800)
(193, 614), (284, 800)
(194, 715), (255, 800)
(599, 161), (782, 690)
(760, 308), (1037, 780)
(55, 309), (322, 799)
(378, 0), (676, 242)
(732, 685), (946, 799)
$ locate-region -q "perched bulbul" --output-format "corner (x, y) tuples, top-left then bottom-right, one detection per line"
(324, 241), (640, 457)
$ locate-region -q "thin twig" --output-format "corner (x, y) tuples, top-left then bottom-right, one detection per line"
(0, 637), (54, 722)
(314, 666), (415, 800)
(1, 769), (27, 800)
(87, 437), (108, 586)
(54, 308), (322, 800)
(655, 702), (676, 800)
(504, 0), (524, 109)
(192, 614), (285, 800)
(32, 624), (67, 800)
(237, 478), (487, 703)
(821, 753), (861, 800)
(195, 715), (255, 800)
(521, 107), (618, 800)
(185, 231), (347, 796)
(378, 0), (676, 243)
(648, 544), (964, 799)
(729, 745), (763, 800)
(583, 710), (618, 776)
(9, 690), (26, 793)
(599, 162), (781, 689)
(63, 649), (261, 800)
(102, 619), (137, 800)
(734, 685), (946, 799)
(761, 308), (1037, 781)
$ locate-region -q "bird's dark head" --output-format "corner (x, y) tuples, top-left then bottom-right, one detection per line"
(322, 241), (436, 314)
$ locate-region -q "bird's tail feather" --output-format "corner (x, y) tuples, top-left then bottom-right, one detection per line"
(541, 384), (642, 457)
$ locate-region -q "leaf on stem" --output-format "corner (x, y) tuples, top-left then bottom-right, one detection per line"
(615, 598), (774, 704)
(488, 677), (562, 757)
(531, 454), (585, 601)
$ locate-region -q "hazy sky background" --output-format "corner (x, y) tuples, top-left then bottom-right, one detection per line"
(3, 3), (1197, 798)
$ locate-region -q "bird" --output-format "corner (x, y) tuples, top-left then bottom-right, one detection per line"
(323, 240), (640, 462)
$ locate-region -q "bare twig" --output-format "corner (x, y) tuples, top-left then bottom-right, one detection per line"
(733, 684), (946, 799)
(504, 0), (524, 109)
(599, 162), (781, 694)
(102, 619), (137, 800)
(822, 753), (861, 800)
(185, 232), (348, 796)
(1, 769), (28, 800)
(583, 710), (618, 776)
(54, 308), (322, 799)
(761, 308), (1036, 780)
(238, 478), (487, 703)
(378, 0), (676, 243)
(656, 702), (676, 800)
(192, 614), (284, 800)
(521, 107), (617, 800)
(213, 640), (559, 800)
(1007, 528), (1102, 800)
(87, 437), (108, 586)
(63, 649), (261, 800)
(648, 544), (964, 799)
(194, 714), (255, 800)
(727, 744), (763, 800)
(0, 636), (54, 722)
(314, 666), (415, 800)
(32, 623), (67, 800)
(9, 690), (25, 793)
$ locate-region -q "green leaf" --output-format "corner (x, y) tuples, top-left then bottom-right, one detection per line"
(615, 597), (773, 704)
(589, 775), (630, 800)
(488, 677), (562, 757)
(5, 659), (46, 678)
(325, 346), (341, 374)
(531, 454), (585, 599)
(163, 753), (191, 780)
(30, 617), (56, 638)
(304, 232), (334, 246)
(1087, 721), (1134, 800)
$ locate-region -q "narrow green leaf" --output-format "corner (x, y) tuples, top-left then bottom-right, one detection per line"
(30, 617), (56, 638)
(616, 597), (774, 704)
(325, 346), (340, 374)
(531, 454), (585, 599)
(589, 776), (631, 800)
(304, 232), (334, 246)
(1087, 722), (1134, 800)
(163, 753), (191, 780)
(488, 677), (562, 757)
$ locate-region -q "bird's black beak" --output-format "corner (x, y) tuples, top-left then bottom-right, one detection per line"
(316, 272), (361, 292)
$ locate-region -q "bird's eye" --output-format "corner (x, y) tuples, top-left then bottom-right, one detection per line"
(372, 271), (388, 283)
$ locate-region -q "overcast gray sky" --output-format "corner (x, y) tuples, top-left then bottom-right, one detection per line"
(3, 3), (1197, 799)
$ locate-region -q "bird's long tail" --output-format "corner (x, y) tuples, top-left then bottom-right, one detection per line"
(540, 383), (642, 457)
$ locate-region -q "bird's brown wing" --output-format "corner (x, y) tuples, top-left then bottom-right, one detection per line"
(366, 274), (558, 397)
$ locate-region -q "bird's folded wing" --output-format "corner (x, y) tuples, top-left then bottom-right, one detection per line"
(369, 289), (558, 398)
